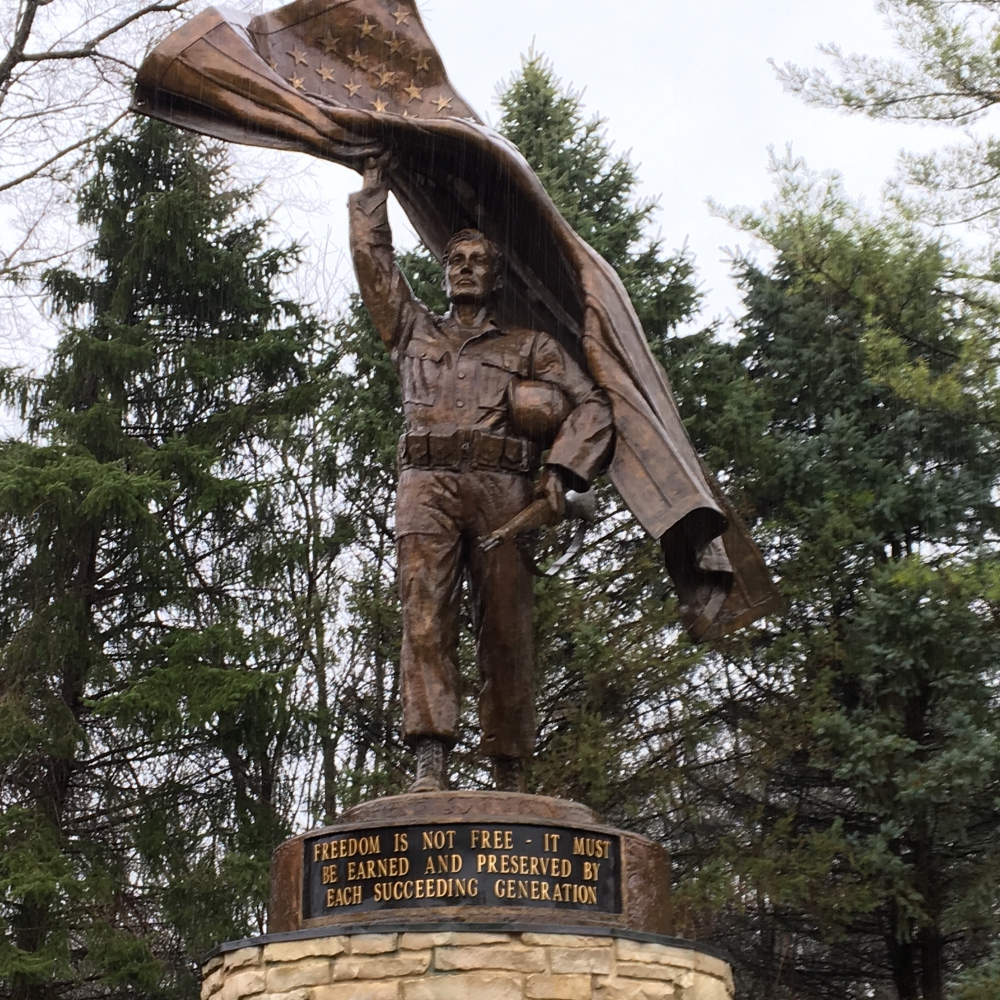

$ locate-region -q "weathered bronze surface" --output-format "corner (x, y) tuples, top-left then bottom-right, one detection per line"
(351, 167), (612, 761)
(134, 0), (784, 786)
(134, 0), (781, 647)
(342, 791), (599, 825)
(268, 792), (671, 936)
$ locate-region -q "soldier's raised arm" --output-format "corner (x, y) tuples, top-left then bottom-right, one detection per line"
(348, 156), (418, 352)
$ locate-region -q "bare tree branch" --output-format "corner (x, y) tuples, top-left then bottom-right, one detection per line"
(0, 1), (197, 351)
(17, 2), (185, 67)
(0, 109), (128, 195)
(0, 0), (49, 104)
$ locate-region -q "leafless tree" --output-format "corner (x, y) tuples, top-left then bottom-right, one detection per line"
(0, 0), (197, 359)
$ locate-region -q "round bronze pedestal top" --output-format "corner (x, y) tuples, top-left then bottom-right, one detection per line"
(341, 790), (599, 827)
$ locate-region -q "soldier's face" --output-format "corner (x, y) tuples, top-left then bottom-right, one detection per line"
(445, 240), (497, 304)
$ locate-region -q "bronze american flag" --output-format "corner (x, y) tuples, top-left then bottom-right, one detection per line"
(249, 1), (475, 121)
(134, 0), (479, 158)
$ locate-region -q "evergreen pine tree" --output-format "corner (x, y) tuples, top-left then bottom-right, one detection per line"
(496, 52), (699, 354)
(674, 158), (1000, 1000)
(775, 0), (1000, 432)
(0, 118), (320, 998)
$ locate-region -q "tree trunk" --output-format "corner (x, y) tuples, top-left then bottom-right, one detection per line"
(887, 934), (920, 1000)
(919, 927), (944, 1000)
(12, 530), (99, 1000)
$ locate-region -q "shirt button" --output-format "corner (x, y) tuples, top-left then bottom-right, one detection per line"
(458, 373), (466, 379)
(456, 401), (465, 408)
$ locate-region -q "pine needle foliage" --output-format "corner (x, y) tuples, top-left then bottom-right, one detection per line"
(0, 118), (320, 999)
(774, 0), (1000, 432)
(682, 157), (1000, 1000)
(496, 52), (699, 355)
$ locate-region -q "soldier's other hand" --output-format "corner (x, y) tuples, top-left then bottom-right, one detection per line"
(535, 467), (566, 521)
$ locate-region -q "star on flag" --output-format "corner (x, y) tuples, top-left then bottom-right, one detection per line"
(231, 1), (468, 121)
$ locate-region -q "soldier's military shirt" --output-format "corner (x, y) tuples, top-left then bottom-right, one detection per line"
(349, 182), (614, 489)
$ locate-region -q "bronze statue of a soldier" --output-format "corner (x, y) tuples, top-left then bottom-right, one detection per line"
(134, 0), (781, 801)
(350, 156), (614, 793)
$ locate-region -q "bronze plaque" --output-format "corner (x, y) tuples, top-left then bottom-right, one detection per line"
(302, 822), (621, 919)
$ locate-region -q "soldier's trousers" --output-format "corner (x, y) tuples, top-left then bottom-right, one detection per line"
(396, 467), (536, 759)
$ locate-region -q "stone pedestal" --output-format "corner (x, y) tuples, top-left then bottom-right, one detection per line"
(202, 929), (734, 1000)
(202, 792), (733, 1000)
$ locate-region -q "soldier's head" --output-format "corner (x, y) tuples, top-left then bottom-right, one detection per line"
(442, 229), (504, 305)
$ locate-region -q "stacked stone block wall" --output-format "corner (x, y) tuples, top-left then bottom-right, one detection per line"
(201, 931), (733, 1000)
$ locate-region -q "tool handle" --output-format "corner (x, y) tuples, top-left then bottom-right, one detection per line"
(480, 498), (555, 552)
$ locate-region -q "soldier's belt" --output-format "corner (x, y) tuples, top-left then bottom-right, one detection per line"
(398, 430), (540, 474)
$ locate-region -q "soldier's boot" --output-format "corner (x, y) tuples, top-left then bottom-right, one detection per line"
(409, 737), (448, 793)
(493, 756), (525, 793)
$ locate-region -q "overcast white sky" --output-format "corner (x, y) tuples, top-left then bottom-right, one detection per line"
(240, 0), (951, 330)
(1, 0), (961, 361)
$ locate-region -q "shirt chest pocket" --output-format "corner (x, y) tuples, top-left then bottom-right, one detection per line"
(476, 348), (530, 411)
(400, 340), (449, 406)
